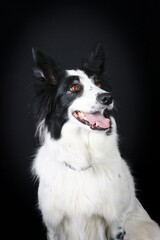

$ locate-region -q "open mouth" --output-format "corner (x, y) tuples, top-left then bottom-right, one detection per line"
(72, 110), (111, 131)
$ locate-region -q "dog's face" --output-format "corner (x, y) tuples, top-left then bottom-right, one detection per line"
(32, 44), (114, 139)
(66, 69), (113, 132)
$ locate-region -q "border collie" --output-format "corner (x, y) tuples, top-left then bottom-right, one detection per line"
(32, 44), (160, 240)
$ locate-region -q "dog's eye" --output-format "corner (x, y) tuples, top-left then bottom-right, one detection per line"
(70, 84), (81, 92)
(95, 82), (102, 88)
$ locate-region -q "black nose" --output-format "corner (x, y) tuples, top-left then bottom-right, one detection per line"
(97, 93), (113, 105)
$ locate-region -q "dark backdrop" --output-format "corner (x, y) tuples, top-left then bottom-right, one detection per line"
(1, 1), (160, 239)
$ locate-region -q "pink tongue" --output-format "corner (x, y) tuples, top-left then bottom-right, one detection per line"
(84, 112), (110, 128)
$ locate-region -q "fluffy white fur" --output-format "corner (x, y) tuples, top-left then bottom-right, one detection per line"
(33, 70), (160, 240)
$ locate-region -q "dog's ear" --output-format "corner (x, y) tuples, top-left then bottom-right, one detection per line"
(32, 48), (62, 85)
(31, 48), (64, 124)
(81, 43), (105, 75)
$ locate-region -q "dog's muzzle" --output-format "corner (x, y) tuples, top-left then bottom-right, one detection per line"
(97, 93), (113, 106)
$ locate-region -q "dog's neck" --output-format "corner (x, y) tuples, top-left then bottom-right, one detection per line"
(64, 161), (93, 171)
(43, 119), (120, 172)
(61, 118), (118, 148)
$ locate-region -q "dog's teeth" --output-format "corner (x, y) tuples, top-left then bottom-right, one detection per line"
(78, 112), (84, 119)
(96, 121), (99, 127)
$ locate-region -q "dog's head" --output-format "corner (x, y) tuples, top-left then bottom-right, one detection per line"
(32, 44), (114, 140)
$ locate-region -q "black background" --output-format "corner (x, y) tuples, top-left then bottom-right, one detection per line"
(1, 1), (160, 239)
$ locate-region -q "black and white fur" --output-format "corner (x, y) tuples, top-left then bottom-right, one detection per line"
(32, 44), (160, 240)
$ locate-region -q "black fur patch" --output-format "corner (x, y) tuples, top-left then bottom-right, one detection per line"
(45, 76), (80, 139)
(33, 72), (81, 139)
(80, 43), (105, 76)
(80, 43), (112, 92)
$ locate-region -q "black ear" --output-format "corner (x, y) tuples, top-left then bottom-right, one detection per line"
(81, 43), (105, 76)
(32, 48), (61, 85)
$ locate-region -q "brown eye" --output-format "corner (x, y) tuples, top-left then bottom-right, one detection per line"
(70, 84), (81, 92)
(95, 82), (102, 88)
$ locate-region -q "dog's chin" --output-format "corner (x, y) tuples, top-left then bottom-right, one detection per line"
(72, 109), (112, 133)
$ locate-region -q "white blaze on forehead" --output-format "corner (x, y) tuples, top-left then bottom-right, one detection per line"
(66, 69), (91, 87)
(66, 69), (79, 76)
(67, 69), (106, 93)
(66, 69), (90, 80)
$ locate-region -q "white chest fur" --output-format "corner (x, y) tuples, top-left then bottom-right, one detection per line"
(33, 121), (135, 238)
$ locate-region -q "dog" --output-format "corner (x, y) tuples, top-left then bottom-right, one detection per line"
(31, 44), (160, 240)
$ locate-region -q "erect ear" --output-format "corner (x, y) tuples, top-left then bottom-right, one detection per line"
(81, 43), (105, 75)
(32, 48), (62, 85)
